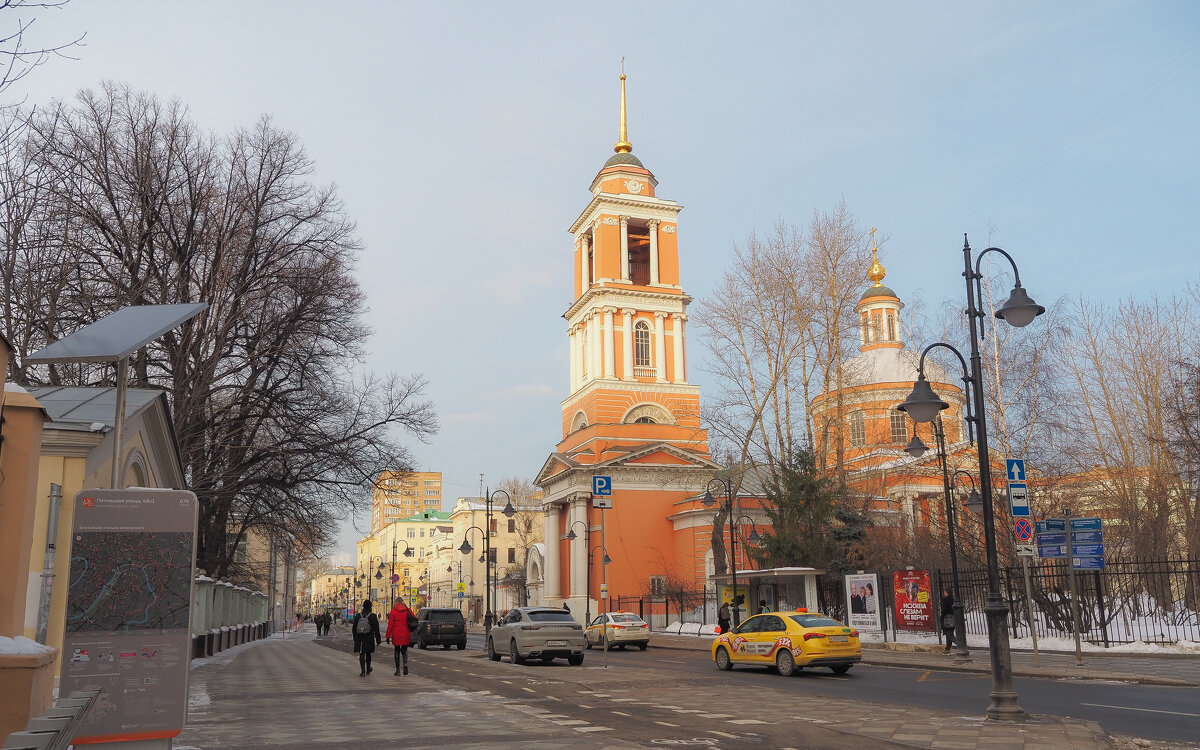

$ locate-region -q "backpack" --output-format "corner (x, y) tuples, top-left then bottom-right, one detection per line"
(407, 611), (418, 630)
(355, 615), (371, 635)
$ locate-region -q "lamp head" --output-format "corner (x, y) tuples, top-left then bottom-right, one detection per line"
(501, 500), (516, 518)
(602, 552), (612, 564)
(904, 434), (929, 458)
(458, 539), (473, 555)
(403, 548), (414, 557)
(566, 529), (577, 541)
(702, 489), (716, 507)
(898, 374), (949, 423)
(995, 283), (1045, 328)
(375, 570), (383, 580)
(747, 528), (761, 545)
(963, 489), (984, 513)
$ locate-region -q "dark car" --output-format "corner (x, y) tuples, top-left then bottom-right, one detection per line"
(414, 607), (467, 650)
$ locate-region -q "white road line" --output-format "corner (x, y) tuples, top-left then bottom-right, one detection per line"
(655, 721), (679, 727)
(729, 719), (767, 725)
(708, 731), (738, 738)
(700, 714), (733, 719)
(659, 659), (685, 663)
(558, 720), (590, 726)
(1081, 703), (1200, 718)
(522, 687), (535, 693)
(576, 726), (613, 732)
(612, 711), (631, 717)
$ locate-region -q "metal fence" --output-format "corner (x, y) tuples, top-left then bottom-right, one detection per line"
(613, 590), (720, 630)
(940, 557), (1200, 646)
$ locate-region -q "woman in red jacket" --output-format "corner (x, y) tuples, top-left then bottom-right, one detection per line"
(385, 599), (416, 675)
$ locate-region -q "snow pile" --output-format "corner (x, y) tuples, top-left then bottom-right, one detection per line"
(0, 635), (55, 656)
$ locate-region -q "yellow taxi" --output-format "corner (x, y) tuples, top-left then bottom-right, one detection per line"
(711, 609), (861, 676)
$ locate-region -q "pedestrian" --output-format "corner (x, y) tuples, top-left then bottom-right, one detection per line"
(351, 600), (381, 676)
(320, 612), (330, 636)
(756, 599), (770, 615)
(717, 601), (731, 633)
(385, 598), (417, 675)
(940, 588), (957, 654)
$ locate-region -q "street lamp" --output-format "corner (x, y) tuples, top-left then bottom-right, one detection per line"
(905, 416), (971, 662)
(365, 557), (386, 603)
(702, 477), (743, 627)
(390, 541), (414, 610)
(566, 520), (592, 624)
(733, 515), (761, 547)
(588, 545), (612, 650)
(897, 235), (1043, 720)
(461, 487), (516, 634)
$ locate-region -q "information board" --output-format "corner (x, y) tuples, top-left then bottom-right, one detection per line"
(892, 569), (934, 632)
(845, 573), (882, 633)
(61, 488), (198, 745)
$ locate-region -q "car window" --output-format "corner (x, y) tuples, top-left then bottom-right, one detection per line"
(734, 617), (761, 634)
(528, 611), (576, 622)
(430, 611), (462, 622)
(590, 616), (604, 627)
(787, 614), (842, 628)
(611, 614), (642, 623)
(760, 615), (785, 632)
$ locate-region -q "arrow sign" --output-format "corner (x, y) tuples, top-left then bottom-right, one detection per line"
(1006, 458), (1026, 482)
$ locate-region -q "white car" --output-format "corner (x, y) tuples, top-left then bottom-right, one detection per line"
(585, 611), (650, 650)
(487, 607), (586, 666)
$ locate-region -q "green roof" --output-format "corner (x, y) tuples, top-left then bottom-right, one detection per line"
(393, 511), (452, 524)
(603, 152), (645, 169)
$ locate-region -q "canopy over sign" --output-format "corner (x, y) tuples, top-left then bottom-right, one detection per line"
(26, 303), (207, 363)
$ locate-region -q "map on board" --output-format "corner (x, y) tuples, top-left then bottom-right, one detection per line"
(66, 531), (193, 633)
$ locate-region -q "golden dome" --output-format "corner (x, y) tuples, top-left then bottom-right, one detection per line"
(867, 227), (885, 286)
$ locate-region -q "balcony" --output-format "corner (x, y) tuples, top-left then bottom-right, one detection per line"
(633, 365), (657, 379)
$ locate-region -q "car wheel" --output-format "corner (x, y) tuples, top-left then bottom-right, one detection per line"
(715, 646), (733, 671)
(487, 638), (500, 661)
(509, 640), (525, 665)
(776, 649), (797, 677)
(442, 644), (451, 650)
(568, 654), (584, 666)
(456, 642), (466, 650)
(618, 644), (627, 650)
(831, 664), (851, 675)
(638, 642), (648, 651)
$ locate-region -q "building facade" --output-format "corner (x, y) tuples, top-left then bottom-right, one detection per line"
(370, 470), (443, 532)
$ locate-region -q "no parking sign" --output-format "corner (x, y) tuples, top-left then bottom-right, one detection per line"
(1014, 518), (1033, 541)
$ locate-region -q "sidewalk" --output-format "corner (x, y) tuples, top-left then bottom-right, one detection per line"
(645, 631), (1200, 687)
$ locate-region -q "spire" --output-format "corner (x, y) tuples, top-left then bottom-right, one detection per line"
(613, 58), (632, 154)
(867, 227), (886, 287)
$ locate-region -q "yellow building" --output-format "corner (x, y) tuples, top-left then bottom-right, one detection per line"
(309, 567), (355, 614)
(370, 470), (442, 532)
(356, 510), (452, 611)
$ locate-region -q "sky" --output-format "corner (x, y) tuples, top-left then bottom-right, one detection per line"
(26, 2), (1200, 561)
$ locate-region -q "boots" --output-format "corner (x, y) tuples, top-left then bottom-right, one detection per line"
(403, 662), (408, 675)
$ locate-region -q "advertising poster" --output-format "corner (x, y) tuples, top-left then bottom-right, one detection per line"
(893, 569), (934, 631)
(844, 573), (881, 632)
(60, 488), (198, 745)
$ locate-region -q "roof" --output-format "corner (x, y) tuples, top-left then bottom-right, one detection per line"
(602, 152), (644, 169)
(392, 511), (453, 524)
(842, 346), (951, 387)
(31, 386), (170, 428)
(860, 284), (897, 300)
(711, 566), (826, 580)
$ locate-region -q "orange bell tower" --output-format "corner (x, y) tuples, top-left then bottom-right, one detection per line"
(535, 68), (718, 617)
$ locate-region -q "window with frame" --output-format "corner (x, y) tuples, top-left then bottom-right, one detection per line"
(886, 312), (898, 341)
(507, 519), (515, 533)
(507, 547), (516, 564)
(649, 575), (666, 596)
(849, 411), (866, 447)
(890, 410), (907, 443)
(635, 320), (652, 366)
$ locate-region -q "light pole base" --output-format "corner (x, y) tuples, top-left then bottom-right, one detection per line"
(986, 691), (1026, 721)
(984, 596), (1025, 720)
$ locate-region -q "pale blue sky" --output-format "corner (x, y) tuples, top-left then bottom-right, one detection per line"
(30, 2), (1200, 558)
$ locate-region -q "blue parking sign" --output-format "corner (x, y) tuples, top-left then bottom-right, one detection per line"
(592, 475), (612, 496)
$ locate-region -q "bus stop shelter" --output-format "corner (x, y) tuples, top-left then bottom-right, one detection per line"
(710, 567), (824, 618)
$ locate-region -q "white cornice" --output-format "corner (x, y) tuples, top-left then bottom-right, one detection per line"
(563, 287), (691, 323)
(569, 193), (682, 234)
(562, 377), (701, 405)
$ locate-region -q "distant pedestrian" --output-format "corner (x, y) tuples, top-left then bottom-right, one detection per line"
(351, 600), (381, 676)
(940, 589), (956, 653)
(385, 599), (417, 675)
(756, 599), (770, 615)
(717, 601), (731, 633)
(562, 602), (570, 613)
(321, 612), (331, 636)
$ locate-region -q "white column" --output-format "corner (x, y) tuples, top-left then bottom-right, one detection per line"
(590, 310), (601, 380)
(621, 308), (634, 380)
(543, 506), (560, 600)
(569, 496), (588, 599)
(654, 312), (667, 383)
(672, 313), (686, 383)
(579, 236), (589, 293)
(568, 327), (578, 390)
(619, 216), (630, 282)
(648, 220), (660, 285)
(603, 307), (615, 379)
(591, 224), (599, 283)
(579, 324), (587, 384)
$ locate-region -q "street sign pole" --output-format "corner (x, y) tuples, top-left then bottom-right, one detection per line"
(1063, 508), (1083, 666)
(602, 503), (609, 671)
(1020, 555), (1040, 666)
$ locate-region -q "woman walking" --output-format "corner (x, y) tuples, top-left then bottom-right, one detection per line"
(351, 600), (381, 676)
(385, 599), (416, 675)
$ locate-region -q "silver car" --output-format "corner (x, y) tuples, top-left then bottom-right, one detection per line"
(487, 607), (586, 666)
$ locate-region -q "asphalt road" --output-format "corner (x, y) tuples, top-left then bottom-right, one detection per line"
(454, 634), (1198, 744)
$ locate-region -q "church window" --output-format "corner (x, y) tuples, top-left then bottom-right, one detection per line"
(628, 225), (650, 285)
(849, 411), (866, 447)
(635, 320), (652, 366)
(890, 410), (907, 443)
(634, 416), (655, 424)
(887, 313), (897, 341)
(860, 313), (869, 344)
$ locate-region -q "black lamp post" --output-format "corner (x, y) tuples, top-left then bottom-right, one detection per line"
(702, 478), (743, 627)
(897, 235), (1043, 720)
(905, 416), (970, 661)
(566, 520), (591, 624)
(460, 487), (515, 634)
(588, 544), (612, 646)
(390, 541), (414, 610)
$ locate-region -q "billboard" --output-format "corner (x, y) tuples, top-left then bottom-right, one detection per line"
(845, 573), (881, 632)
(893, 569), (935, 631)
(60, 488), (198, 745)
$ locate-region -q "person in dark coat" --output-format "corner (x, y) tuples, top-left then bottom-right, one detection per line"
(351, 600), (382, 676)
(940, 588), (957, 653)
(385, 599), (415, 675)
(717, 601), (731, 634)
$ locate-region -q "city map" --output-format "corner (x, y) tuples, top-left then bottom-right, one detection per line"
(66, 531), (192, 633)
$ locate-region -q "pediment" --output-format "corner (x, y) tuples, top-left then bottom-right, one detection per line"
(596, 441), (721, 471)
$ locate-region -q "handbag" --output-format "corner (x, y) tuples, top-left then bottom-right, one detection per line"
(942, 613), (955, 629)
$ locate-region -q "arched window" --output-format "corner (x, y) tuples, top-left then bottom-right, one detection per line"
(860, 312), (869, 344)
(887, 313), (897, 341)
(890, 409), (907, 443)
(849, 411), (866, 447)
(634, 320), (652, 366)
(634, 416), (655, 424)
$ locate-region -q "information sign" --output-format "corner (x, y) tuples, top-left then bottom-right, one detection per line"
(1008, 483), (1030, 517)
(1036, 532), (1067, 545)
(1072, 530), (1103, 544)
(592, 496), (613, 509)
(1072, 556), (1106, 570)
(592, 475), (612, 496)
(1014, 518), (1033, 541)
(1038, 518), (1066, 532)
(61, 488), (198, 745)
(1072, 543), (1105, 557)
(1038, 544), (1068, 558)
(1016, 544), (1036, 557)
(1070, 517), (1102, 531)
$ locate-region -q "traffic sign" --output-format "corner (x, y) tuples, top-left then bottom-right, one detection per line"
(1008, 483), (1030, 517)
(1071, 530), (1103, 544)
(592, 496), (613, 509)
(1037, 532), (1066, 545)
(1016, 544), (1036, 557)
(1070, 517), (1102, 531)
(1006, 458), (1026, 482)
(458, 591), (465, 598)
(1038, 544), (1068, 558)
(390, 574), (400, 583)
(1072, 543), (1105, 557)
(1072, 556), (1106, 570)
(1038, 518), (1066, 532)
(1014, 518), (1033, 541)
(592, 475), (612, 496)
(456, 582), (465, 592)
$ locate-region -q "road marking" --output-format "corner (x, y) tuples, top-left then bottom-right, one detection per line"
(1081, 703), (1200, 718)
(547, 695), (561, 701)
(655, 721), (679, 727)
(708, 731), (738, 738)
(700, 714), (733, 719)
(917, 670), (930, 682)
(611, 697), (639, 702)
(612, 711), (632, 717)
(522, 687), (535, 693)
(559, 720), (590, 726)
(659, 659), (685, 663)
(576, 726), (613, 732)
(729, 719), (767, 725)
